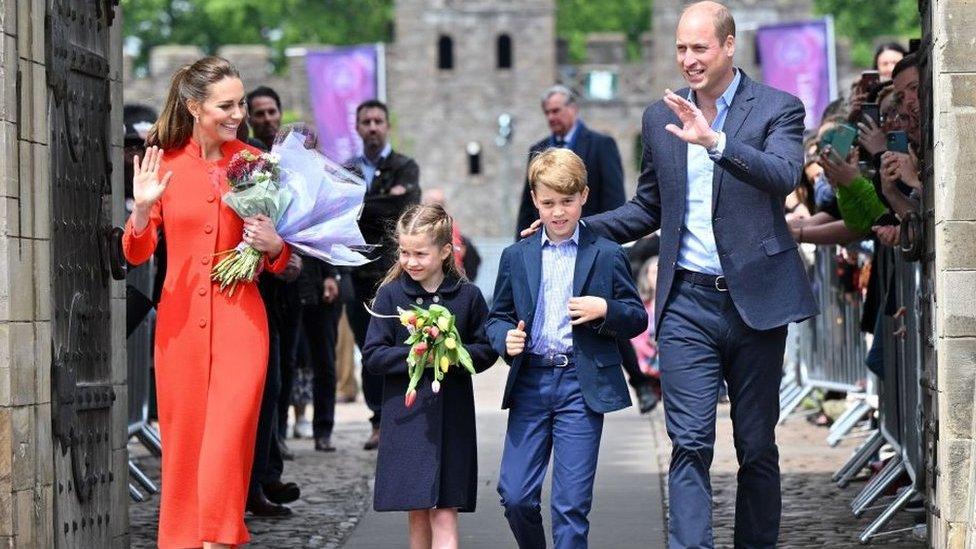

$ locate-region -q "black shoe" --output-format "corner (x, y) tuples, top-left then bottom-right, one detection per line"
(315, 436), (336, 452)
(636, 384), (659, 414)
(263, 480), (301, 505)
(246, 491), (293, 518)
(363, 426), (380, 450)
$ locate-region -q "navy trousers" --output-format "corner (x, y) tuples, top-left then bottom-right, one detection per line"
(497, 362), (604, 549)
(658, 278), (787, 549)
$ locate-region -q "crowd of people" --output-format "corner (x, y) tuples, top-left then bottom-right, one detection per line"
(120, 1), (925, 547)
(782, 40), (926, 515)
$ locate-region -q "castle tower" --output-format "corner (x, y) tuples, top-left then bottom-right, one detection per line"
(387, 0), (556, 238)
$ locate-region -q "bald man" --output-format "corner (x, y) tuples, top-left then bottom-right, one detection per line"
(557, 2), (815, 547)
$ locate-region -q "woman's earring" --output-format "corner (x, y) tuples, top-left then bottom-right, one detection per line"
(194, 115), (200, 124)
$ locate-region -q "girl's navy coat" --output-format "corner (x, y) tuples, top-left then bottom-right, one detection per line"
(362, 274), (497, 512)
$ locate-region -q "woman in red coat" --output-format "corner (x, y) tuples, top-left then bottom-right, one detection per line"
(123, 56), (290, 548)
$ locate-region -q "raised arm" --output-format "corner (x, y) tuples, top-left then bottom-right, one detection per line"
(123, 146), (171, 265)
(584, 109), (662, 243)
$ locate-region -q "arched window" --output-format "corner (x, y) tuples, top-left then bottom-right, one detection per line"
(497, 34), (513, 69)
(438, 35), (454, 70)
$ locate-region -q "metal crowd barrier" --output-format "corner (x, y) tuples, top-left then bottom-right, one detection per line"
(851, 247), (926, 542)
(126, 259), (162, 502)
(781, 243), (927, 544)
(780, 245), (869, 427)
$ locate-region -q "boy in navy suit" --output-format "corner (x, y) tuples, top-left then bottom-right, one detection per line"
(487, 148), (647, 548)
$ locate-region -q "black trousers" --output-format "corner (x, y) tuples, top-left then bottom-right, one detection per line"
(250, 319), (284, 496)
(276, 300), (342, 439)
(305, 300), (342, 439)
(346, 275), (384, 427)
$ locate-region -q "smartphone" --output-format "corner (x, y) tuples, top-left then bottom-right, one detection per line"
(817, 127), (836, 156)
(886, 131), (909, 153)
(860, 70), (880, 92)
(828, 123), (858, 160)
(861, 103), (880, 126)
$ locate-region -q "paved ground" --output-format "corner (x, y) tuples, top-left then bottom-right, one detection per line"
(651, 405), (927, 549)
(342, 363), (667, 549)
(129, 361), (927, 548)
(128, 402), (378, 548)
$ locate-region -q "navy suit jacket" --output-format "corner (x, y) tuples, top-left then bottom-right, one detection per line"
(515, 122), (626, 238)
(585, 72), (818, 331)
(487, 224), (648, 413)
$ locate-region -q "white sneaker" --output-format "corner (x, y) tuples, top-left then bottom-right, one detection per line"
(294, 416), (313, 439)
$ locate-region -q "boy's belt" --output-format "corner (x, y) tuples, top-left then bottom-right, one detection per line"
(524, 352), (574, 368)
(675, 269), (728, 292)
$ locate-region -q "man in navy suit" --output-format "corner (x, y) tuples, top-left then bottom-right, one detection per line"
(524, 2), (817, 547)
(489, 148), (647, 548)
(515, 85), (626, 239)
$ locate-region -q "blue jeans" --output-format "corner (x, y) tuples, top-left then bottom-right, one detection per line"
(497, 362), (604, 549)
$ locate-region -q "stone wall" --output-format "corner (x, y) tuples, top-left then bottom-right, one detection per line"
(0, 0), (57, 543)
(387, 0), (555, 237)
(0, 0), (127, 544)
(929, 1), (976, 546)
(122, 0), (868, 239)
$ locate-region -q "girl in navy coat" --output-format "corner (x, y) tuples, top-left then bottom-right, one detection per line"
(362, 204), (497, 549)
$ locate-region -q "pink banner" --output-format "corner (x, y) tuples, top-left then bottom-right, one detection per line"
(756, 19), (836, 129)
(306, 45), (380, 163)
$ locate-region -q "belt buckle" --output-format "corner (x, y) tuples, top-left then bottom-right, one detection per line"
(714, 276), (728, 292)
(548, 353), (570, 368)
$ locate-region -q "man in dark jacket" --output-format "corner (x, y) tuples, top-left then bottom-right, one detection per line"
(345, 99), (421, 450)
(515, 85), (626, 238)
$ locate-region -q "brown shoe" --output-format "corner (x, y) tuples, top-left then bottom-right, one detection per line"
(363, 426), (380, 450)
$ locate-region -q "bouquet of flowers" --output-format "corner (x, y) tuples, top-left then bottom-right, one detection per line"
(212, 150), (292, 293)
(399, 305), (475, 408)
(212, 126), (372, 294)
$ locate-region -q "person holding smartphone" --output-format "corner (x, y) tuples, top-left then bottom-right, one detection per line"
(879, 54), (922, 220)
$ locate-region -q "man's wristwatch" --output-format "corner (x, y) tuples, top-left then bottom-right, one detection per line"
(706, 131), (725, 159)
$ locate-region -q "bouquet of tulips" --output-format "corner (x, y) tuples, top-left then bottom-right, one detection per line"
(399, 304), (475, 408)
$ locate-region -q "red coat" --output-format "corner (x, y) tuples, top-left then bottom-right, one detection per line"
(123, 138), (290, 547)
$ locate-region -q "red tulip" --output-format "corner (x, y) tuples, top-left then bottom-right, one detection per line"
(414, 342), (428, 355)
(429, 327), (440, 339)
(405, 390), (417, 408)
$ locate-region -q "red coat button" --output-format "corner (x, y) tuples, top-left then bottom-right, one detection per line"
(201, 256), (210, 265)
(207, 195), (216, 203)
(204, 224), (213, 234)
(198, 287), (207, 296)
(198, 318), (207, 328)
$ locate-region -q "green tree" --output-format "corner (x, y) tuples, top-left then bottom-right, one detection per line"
(814, 0), (920, 68)
(121, 0), (393, 72)
(556, 0), (651, 63)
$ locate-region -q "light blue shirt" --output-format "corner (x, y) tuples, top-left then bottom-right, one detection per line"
(677, 69), (741, 275)
(529, 224), (579, 355)
(551, 121), (580, 149)
(358, 142), (392, 187)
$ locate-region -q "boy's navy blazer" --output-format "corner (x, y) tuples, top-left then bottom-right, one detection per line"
(487, 223), (648, 413)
